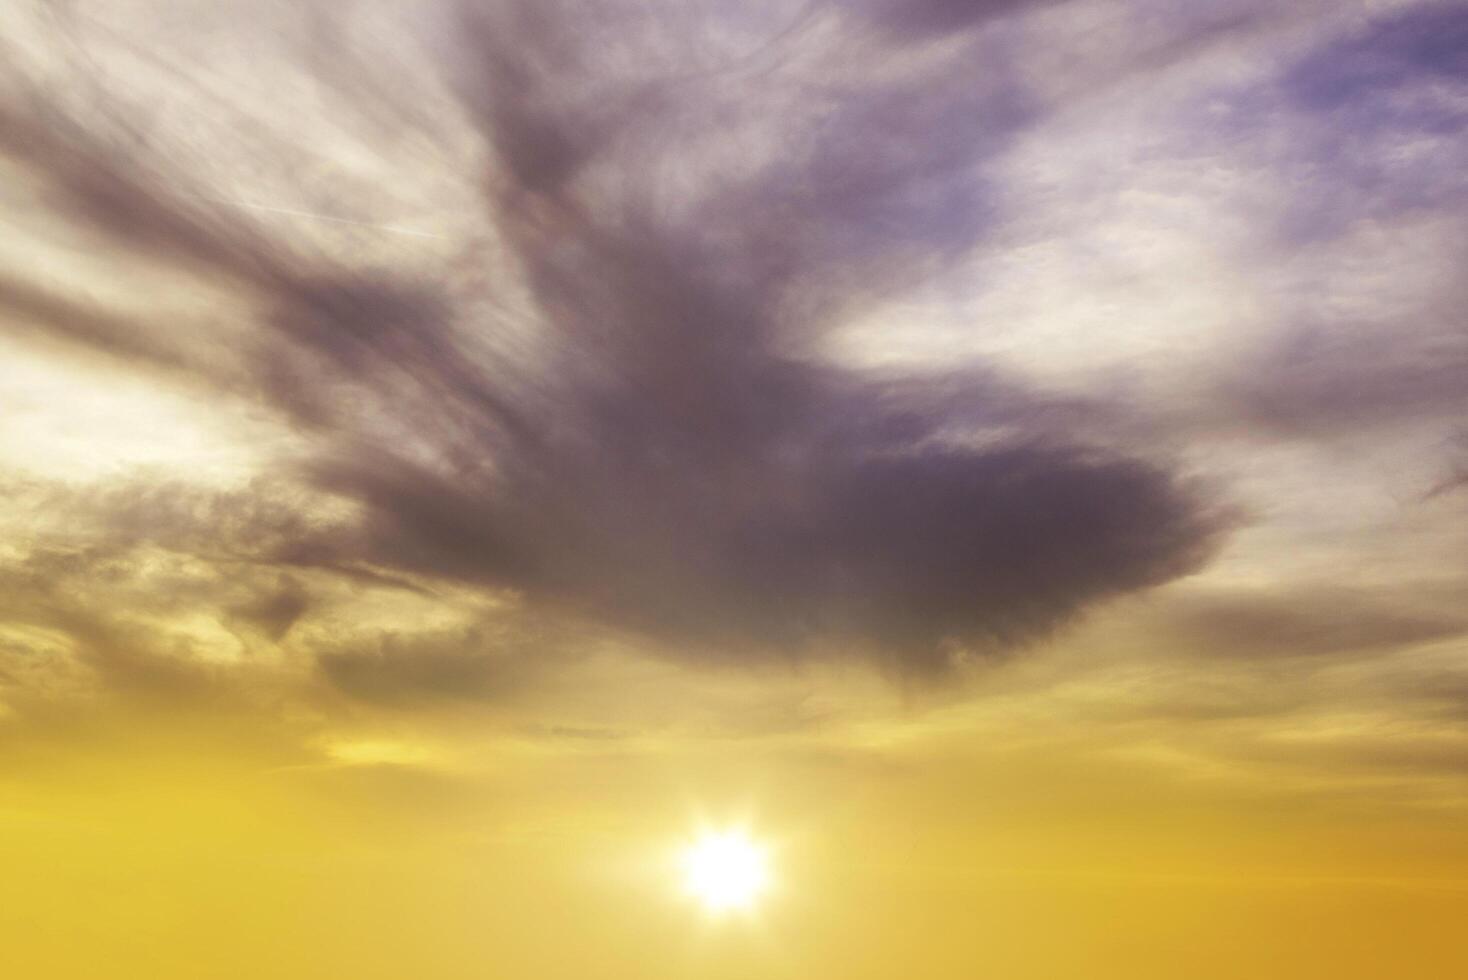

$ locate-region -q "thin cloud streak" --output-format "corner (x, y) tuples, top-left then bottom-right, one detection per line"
(191, 196), (447, 239)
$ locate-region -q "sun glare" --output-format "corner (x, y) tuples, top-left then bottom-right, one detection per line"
(680, 830), (771, 913)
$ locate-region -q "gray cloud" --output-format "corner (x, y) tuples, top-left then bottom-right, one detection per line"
(0, 0), (1236, 705)
(1153, 586), (1468, 662)
(855, 0), (1060, 40)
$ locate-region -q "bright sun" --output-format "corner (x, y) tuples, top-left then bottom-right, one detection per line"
(680, 830), (771, 912)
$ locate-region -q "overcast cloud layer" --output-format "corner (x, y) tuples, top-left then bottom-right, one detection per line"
(1, 0), (1466, 785)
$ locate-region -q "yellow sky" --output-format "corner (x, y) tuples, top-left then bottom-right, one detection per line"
(6, 693), (1468, 979)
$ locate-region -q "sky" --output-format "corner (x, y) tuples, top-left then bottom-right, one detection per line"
(1, 1), (1467, 977)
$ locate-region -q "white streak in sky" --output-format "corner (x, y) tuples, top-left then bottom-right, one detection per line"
(199, 197), (446, 239)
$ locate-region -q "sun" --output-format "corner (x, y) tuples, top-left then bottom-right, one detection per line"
(679, 830), (771, 912)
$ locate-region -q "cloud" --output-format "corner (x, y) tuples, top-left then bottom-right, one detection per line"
(1234, 6), (1468, 438)
(1285, 2), (1468, 112)
(313, 618), (572, 707)
(855, 0), (1059, 41)
(230, 578), (311, 642)
(1152, 586), (1468, 661)
(0, 0), (1238, 715)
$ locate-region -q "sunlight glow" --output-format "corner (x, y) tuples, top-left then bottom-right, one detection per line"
(680, 830), (771, 912)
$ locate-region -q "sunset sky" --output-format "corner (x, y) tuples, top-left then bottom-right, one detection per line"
(2, 1), (1467, 977)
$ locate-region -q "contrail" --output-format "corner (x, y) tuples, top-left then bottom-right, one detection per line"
(197, 196), (446, 239)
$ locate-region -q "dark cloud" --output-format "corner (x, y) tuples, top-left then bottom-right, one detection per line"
(230, 578), (310, 642)
(0, 0), (1228, 698)
(312, 618), (574, 706)
(317, 636), (506, 706)
(1153, 587), (1468, 661)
